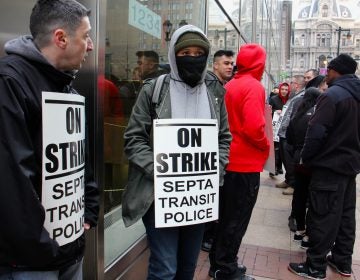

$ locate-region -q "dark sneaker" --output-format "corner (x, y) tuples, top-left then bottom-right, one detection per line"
(288, 262), (326, 280)
(300, 236), (310, 249)
(326, 255), (352, 277)
(209, 265), (247, 278)
(215, 275), (255, 280)
(294, 231), (305, 242)
(201, 238), (213, 252)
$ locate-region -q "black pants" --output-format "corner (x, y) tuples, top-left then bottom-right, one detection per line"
(306, 168), (356, 272)
(202, 221), (217, 243)
(209, 172), (260, 275)
(279, 138), (295, 186)
(293, 169), (311, 230)
(274, 141), (283, 172)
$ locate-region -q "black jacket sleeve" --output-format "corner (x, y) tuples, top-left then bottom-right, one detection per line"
(84, 132), (99, 227)
(301, 94), (334, 163)
(0, 75), (59, 266)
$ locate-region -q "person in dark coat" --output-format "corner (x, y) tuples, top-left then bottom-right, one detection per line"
(269, 82), (290, 175)
(269, 82), (290, 113)
(289, 54), (360, 280)
(286, 75), (326, 250)
(267, 85), (279, 102)
(0, 1), (99, 279)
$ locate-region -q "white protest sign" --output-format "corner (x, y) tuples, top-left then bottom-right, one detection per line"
(264, 104), (275, 174)
(42, 92), (85, 246)
(275, 104), (288, 139)
(153, 119), (219, 228)
(272, 110), (281, 142)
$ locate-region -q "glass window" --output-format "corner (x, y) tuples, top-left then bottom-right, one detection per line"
(212, 0), (283, 88)
(300, 59), (304, 68)
(301, 34), (305, 46)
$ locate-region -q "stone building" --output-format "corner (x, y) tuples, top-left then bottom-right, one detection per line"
(291, 0), (360, 76)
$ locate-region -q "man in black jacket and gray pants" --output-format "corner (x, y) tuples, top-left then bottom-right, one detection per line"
(288, 54), (360, 280)
(0, 1), (99, 279)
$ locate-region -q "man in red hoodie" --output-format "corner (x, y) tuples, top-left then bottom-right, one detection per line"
(209, 44), (270, 280)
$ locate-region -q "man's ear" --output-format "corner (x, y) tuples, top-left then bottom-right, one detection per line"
(54, 29), (68, 49)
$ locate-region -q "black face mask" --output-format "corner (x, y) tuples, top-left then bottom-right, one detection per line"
(176, 55), (207, 87)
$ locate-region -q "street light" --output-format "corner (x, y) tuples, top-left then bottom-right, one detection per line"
(163, 20), (173, 42)
(336, 27), (351, 56)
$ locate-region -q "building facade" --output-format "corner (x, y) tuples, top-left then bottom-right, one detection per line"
(0, 0), (283, 279)
(207, 0), (290, 86)
(291, 0), (360, 76)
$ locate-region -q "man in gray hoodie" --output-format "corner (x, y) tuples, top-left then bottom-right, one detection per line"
(123, 25), (231, 280)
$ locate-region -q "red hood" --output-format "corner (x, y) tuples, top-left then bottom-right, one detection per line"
(234, 44), (266, 81)
(278, 82), (290, 104)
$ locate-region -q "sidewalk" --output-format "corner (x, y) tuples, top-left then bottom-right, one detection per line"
(194, 172), (360, 280)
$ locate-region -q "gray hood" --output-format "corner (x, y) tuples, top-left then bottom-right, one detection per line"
(167, 25), (212, 119)
(168, 25), (210, 83)
(5, 35), (50, 66)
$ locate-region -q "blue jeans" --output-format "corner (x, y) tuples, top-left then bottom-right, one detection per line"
(143, 205), (205, 280)
(0, 259), (83, 280)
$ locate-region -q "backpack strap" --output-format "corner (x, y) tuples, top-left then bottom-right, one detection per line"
(152, 74), (166, 104)
(150, 74), (168, 120)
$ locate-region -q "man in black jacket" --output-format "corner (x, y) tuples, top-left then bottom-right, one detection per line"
(0, 1), (99, 279)
(288, 54), (359, 280)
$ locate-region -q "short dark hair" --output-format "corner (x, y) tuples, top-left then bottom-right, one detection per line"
(213, 50), (235, 62)
(30, 0), (90, 48)
(136, 50), (159, 63)
(305, 68), (319, 77)
(292, 74), (305, 87)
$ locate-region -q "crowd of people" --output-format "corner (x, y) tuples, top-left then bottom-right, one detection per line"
(266, 56), (359, 280)
(0, 1), (359, 280)
(287, 54), (359, 280)
(122, 24), (360, 280)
